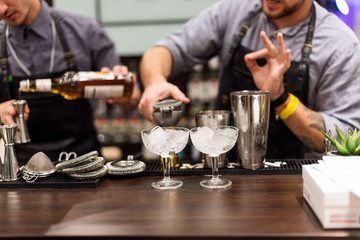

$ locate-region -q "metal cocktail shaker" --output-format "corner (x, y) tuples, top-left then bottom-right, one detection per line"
(12, 99), (31, 144)
(152, 99), (184, 127)
(0, 124), (20, 181)
(230, 91), (270, 170)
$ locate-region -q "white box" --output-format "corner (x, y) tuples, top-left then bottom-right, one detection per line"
(302, 164), (360, 229)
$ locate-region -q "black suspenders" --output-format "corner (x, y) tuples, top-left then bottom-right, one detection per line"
(50, 12), (78, 72)
(1, 27), (11, 100)
(224, 4), (316, 98)
(224, 8), (262, 67)
(294, 6), (316, 98)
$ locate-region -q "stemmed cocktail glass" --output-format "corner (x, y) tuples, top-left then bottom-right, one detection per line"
(141, 126), (189, 190)
(190, 126), (238, 189)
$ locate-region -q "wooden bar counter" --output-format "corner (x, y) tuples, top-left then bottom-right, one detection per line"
(1, 173), (360, 239)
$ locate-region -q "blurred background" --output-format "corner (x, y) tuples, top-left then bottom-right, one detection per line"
(47, 0), (360, 161)
(50, 0), (360, 57)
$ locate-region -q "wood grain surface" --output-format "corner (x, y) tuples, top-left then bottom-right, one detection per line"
(1, 174), (360, 239)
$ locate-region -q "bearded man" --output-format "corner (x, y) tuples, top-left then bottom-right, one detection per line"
(138, 0), (360, 159)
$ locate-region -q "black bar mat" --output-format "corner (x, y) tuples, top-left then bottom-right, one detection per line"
(140, 159), (318, 176)
(0, 172), (103, 189)
(1, 159), (318, 187)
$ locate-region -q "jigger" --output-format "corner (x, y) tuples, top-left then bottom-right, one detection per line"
(0, 124), (20, 181)
(12, 99), (31, 144)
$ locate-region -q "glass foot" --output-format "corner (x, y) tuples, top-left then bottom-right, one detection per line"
(151, 178), (183, 190)
(200, 177), (232, 189)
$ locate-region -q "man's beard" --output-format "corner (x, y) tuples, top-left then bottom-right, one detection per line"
(264, 0), (306, 19)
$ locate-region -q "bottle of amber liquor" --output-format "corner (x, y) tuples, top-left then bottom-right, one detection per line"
(19, 71), (134, 100)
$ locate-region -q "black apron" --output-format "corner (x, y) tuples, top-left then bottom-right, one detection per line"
(0, 12), (100, 165)
(217, 5), (315, 159)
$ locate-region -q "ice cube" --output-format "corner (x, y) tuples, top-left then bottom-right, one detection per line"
(218, 127), (238, 142)
(222, 127), (236, 136)
(164, 128), (178, 150)
(173, 130), (189, 152)
(197, 127), (214, 140)
(191, 127), (215, 152)
(148, 126), (167, 146)
(210, 132), (229, 150)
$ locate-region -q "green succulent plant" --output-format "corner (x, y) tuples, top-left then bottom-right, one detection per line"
(321, 125), (360, 156)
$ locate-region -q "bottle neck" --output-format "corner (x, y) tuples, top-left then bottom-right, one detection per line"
(19, 78), (53, 92)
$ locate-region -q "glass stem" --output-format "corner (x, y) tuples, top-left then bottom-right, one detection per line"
(162, 155), (171, 181)
(210, 155), (219, 179)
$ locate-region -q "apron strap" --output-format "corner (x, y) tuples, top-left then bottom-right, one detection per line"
(225, 3), (316, 101)
(224, 8), (262, 66)
(50, 12), (78, 72)
(293, 3), (316, 99)
(0, 24), (12, 101)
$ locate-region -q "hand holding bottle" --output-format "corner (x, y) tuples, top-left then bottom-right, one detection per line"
(103, 65), (141, 112)
(100, 64), (129, 77)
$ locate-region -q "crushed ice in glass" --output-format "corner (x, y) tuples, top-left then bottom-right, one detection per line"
(191, 126), (238, 155)
(144, 126), (189, 156)
(149, 126), (167, 146)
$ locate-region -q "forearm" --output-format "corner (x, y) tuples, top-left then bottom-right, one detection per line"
(275, 100), (326, 152)
(140, 46), (173, 88)
(138, 46), (189, 122)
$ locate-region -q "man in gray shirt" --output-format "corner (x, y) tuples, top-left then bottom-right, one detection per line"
(138, 0), (360, 158)
(0, 0), (138, 163)
(139, 0), (360, 158)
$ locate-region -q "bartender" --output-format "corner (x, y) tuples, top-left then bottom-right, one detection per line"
(0, 0), (138, 164)
(138, 0), (360, 159)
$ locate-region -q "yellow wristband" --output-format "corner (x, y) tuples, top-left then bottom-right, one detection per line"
(278, 93), (299, 120)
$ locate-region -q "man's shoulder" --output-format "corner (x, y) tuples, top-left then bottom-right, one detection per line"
(315, 3), (359, 43)
(216, 0), (260, 13)
(220, 0), (259, 7)
(51, 8), (99, 29)
(311, 4), (360, 67)
(202, 0), (261, 28)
